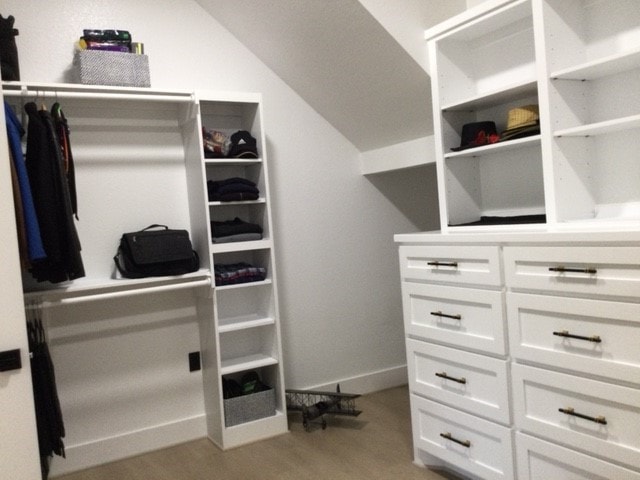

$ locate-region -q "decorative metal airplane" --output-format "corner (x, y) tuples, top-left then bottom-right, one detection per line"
(285, 384), (362, 431)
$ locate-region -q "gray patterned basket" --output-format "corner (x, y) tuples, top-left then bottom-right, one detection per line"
(224, 388), (276, 427)
(73, 50), (150, 87)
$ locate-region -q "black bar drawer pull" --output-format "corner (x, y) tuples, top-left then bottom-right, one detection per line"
(427, 261), (458, 268)
(430, 311), (462, 320)
(559, 407), (607, 425)
(435, 371), (466, 384)
(440, 432), (471, 447)
(549, 266), (597, 274)
(553, 330), (601, 343)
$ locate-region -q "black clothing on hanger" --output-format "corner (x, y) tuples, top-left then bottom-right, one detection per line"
(27, 307), (65, 479)
(24, 101), (85, 283)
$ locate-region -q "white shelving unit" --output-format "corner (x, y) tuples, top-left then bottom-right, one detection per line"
(187, 91), (287, 449)
(1, 82), (287, 474)
(541, 0), (640, 225)
(403, 1), (640, 479)
(427, 0), (640, 230)
(428, 0), (543, 229)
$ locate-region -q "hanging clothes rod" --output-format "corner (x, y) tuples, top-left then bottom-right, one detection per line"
(2, 87), (193, 103)
(25, 277), (211, 307)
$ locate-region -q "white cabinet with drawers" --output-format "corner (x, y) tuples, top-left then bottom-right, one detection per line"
(396, 230), (640, 479)
(399, 243), (513, 479)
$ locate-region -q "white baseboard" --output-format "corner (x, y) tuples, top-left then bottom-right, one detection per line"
(49, 366), (408, 476)
(302, 364), (408, 395)
(50, 414), (207, 477)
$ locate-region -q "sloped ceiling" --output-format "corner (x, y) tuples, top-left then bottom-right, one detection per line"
(195, 0), (465, 152)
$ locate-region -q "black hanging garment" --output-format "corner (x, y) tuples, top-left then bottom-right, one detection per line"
(0, 14), (20, 81)
(27, 309), (65, 479)
(24, 101), (84, 283)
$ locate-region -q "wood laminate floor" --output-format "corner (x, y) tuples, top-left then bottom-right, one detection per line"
(55, 386), (463, 480)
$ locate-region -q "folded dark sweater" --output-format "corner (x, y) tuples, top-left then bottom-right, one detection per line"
(212, 217), (263, 238)
(208, 178), (259, 202)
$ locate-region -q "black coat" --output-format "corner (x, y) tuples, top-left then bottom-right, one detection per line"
(24, 101), (84, 283)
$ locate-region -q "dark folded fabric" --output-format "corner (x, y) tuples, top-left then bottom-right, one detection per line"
(450, 214), (546, 227)
(212, 217), (263, 238)
(213, 232), (263, 244)
(207, 178), (259, 202)
(214, 262), (266, 286)
(217, 191), (259, 202)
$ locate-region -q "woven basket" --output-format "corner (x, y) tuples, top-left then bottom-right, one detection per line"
(224, 388), (276, 427)
(73, 50), (150, 87)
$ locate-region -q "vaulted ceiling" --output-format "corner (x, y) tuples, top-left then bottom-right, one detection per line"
(195, 0), (466, 152)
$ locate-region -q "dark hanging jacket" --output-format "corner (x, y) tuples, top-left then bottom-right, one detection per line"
(24, 101), (84, 283)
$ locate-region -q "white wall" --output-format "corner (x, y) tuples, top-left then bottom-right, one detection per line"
(358, 0), (466, 73)
(467, 0), (491, 7)
(3, 0), (430, 398)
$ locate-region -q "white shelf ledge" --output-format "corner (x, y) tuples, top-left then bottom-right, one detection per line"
(205, 158), (262, 166)
(215, 279), (272, 291)
(220, 353), (278, 376)
(208, 198), (266, 207)
(551, 47), (640, 81)
(441, 79), (537, 112)
(211, 239), (271, 254)
(218, 315), (275, 334)
(554, 114), (640, 137)
(444, 135), (541, 159)
(2, 80), (193, 103)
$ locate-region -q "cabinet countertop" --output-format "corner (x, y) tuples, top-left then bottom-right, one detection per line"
(395, 228), (640, 245)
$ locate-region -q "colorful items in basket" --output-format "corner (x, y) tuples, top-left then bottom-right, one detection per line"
(76, 29), (144, 54)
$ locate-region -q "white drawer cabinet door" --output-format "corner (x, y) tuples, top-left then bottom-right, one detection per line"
(410, 394), (514, 480)
(402, 282), (506, 355)
(512, 364), (640, 471)
(399, 245), (502, 287)
(407, 339), (510, 424)
(503, 246), (640, 298)
(508, 292), (640, 385)
(516, 433), (640, 480)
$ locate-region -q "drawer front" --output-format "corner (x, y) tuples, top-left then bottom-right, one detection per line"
(407, 339), (510, 424)
(399, 245), (502, 287)
(402, 282), (506, 355)
(504, 246), (640, 298)
(516, 433), (640, 480)
(512, 364), (640, 471)
(410, 394), (514, 480)
(508, 292), (640, 385)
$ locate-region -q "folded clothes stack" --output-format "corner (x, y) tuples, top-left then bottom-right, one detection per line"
(208, 177), (259, 202)
(214, 262), (266, 286)
(212, 217), (263, 243)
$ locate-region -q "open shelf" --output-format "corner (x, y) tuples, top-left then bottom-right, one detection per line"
(445, 135), (541, 159)
(551, 47), (640, 81)
(554, 115), (640, 138)
(218, 314), (275, 333)
(211, 239), (271, 254)
(441, 80), (537, 112)
(220, 353), (278, 376)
